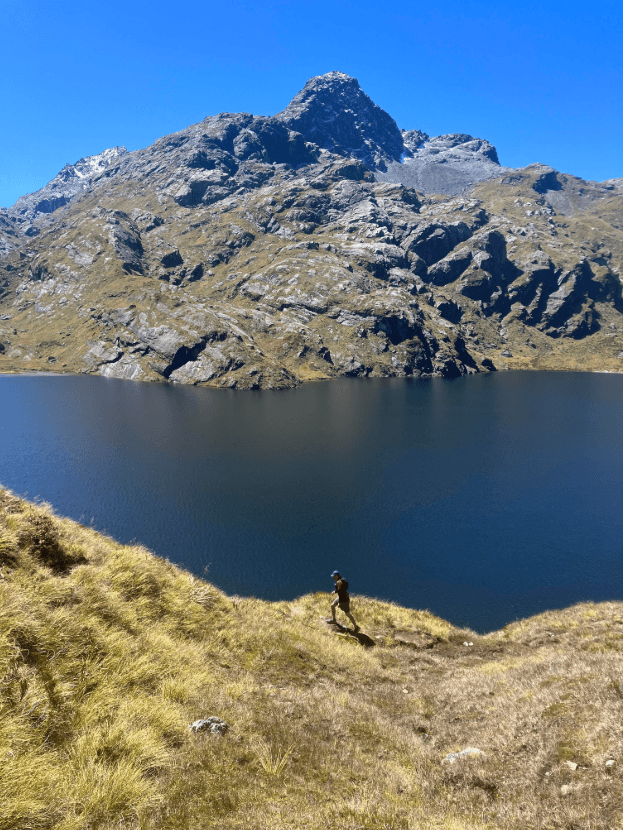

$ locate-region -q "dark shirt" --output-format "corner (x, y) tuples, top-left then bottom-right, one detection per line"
(335, 579), (350, 603)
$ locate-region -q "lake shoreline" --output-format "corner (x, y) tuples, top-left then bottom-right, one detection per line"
(1, 364), (622, 387)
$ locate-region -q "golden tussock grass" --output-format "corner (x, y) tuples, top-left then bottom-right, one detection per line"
(1, 486), (622, 829)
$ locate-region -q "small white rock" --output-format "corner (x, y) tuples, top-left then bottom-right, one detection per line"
(462, 641), (474, 647)
(442, 747), (484, 764)
(606, 759), (616, 771)
(560, 784), (573, 796)
(564, 761), (578, 771)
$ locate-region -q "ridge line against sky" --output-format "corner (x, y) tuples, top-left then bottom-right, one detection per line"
(2, 0), (622, 208)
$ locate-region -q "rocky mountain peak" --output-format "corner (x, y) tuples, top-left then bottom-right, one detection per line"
(276, 71), (404, 169)
(7, 146), (128, 224)
(61, 146), (128, 181)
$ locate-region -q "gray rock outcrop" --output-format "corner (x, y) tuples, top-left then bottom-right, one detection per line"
(378, 133), (508, 196)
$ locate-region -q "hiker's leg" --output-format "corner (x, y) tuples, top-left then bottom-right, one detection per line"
(339, 602), (359, 630)
(344, 609), (358, 628)
(330, 597), (339, 621)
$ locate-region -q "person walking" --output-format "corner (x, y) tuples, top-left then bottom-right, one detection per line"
(326, 570), (360, 632)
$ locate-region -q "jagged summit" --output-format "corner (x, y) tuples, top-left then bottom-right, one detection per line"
(276, 72), (504, 193)
(8, 146), (128, 225)
(276, 71), (404, 169)
(59, 146), (128, 181)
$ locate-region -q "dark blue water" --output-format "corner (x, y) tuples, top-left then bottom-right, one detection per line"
(1, 371), (622, 632)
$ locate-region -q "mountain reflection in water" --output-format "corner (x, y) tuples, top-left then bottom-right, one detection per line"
(1, 371), (621, 632)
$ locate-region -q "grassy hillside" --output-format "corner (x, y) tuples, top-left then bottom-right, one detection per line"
(1, 488), (622, 830)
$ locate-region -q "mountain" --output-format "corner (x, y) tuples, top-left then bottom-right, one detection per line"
(0, 72), (621, 388)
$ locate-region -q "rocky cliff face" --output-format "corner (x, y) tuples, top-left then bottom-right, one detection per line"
(0, 72), (621, 388)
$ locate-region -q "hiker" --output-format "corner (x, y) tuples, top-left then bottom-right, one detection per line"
(326, 570), (360, 632)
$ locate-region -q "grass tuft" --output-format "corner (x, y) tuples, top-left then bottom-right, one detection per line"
(254, 739), (294, 776)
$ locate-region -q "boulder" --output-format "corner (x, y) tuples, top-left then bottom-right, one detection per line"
(189, 717), (229, 736)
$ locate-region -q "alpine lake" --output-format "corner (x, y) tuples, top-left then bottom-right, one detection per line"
(1, 370), (622, 632)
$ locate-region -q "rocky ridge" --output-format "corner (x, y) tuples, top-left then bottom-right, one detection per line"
(0, 72), (621, 389)
(378, 133), (508, 196)
(6, 146), (128, 228)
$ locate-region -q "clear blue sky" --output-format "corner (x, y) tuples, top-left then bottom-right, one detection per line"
(2, 0), (621, 208)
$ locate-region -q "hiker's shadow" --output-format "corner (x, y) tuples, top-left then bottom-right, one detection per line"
(347, 629), (376, 648)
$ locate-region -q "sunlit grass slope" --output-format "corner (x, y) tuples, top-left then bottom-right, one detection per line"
(1, 487), (622, 830)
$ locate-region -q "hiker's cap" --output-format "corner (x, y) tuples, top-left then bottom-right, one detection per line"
(331, 570), (340, 577)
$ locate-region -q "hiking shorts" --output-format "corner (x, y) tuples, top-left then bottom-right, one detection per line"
(338, 601), (350, 612)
